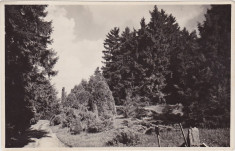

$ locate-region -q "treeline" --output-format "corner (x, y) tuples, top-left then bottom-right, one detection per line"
(102, 5), (231, 128)
(5, 5), (59, 147)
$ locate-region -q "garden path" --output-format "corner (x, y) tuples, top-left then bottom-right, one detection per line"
(24, 120), (66, 148)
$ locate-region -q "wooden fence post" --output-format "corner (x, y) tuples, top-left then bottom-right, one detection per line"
(155, 126), (161, 147)
(179, 123), (188, 147)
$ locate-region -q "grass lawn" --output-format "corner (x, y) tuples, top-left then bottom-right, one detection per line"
(50, 105), (229, 147)
(199, 128), (230, 147)
(51, 125), (116, 147)
(51, 124), (229, 147)
(138, 128), (230, 147)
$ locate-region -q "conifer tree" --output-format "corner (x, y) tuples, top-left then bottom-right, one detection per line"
(5, 5), (58, 146)
(189, 5), (231, 127)
(136, 6), (179, 103)
(102, 28), (123, 104)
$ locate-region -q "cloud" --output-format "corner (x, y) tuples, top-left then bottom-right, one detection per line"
(46, 6), (103, 96)
(61, 5), (210, 41)
(61, 5), (154, 41)
(59, 5), (103, 41)
(157, 5), (210, 32)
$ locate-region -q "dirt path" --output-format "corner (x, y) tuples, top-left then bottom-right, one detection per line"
(24, 120), (66, 148)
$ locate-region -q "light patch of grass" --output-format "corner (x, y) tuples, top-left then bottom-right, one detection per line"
(138, 128), (230, 147)
(144, 105), (165, 114)
(51, 125), (116, 147)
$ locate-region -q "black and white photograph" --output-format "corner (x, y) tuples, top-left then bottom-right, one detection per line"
(1, 1), (233, 149)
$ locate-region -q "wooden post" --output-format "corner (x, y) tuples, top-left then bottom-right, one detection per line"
(179, 123), (188, 147)
(187, 127), (200, 147)
(155, 126), (161, 147)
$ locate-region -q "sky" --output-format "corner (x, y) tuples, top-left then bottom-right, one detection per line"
(45, 4), (210, 97)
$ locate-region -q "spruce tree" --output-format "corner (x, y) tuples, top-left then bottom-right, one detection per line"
(5, 5), (58, 146)
(102, 28), (123, 104)
(192, 5), (231, 127)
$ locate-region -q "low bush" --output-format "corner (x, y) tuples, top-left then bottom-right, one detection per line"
(70, 118), (83, 135)
(103, 118), (114, 130)
(116, 106), (124, 115)
(106, 128), (140, 146)
(87, 119), (104, 133)
(53, 116), (62, 125)
(134, 107), (151, 119)
(87, 117), (114, 133)
(59, 107), (114, 134)
(123, 102), (138, 118)
(50, 114), (65, 126)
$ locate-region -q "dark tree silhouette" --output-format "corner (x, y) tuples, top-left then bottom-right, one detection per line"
(5, 5), (58, 147)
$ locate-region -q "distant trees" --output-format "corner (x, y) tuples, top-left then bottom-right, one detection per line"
(5, 5), (58, 146)
(102, 5), (231, 128)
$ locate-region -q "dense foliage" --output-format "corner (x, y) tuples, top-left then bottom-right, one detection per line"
(5, 5), (58, 147)
(51, 68), (116, 134)
(186, 5), (231, 128)
(102, 5), (231, 128)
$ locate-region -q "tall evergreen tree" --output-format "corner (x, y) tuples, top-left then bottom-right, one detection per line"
(102, 27), (123, 104)
(136, 6), (180, 103)
(189, 5), (231, 128)
(5, 5), (58, 146)
(164, 28), (199, 105)
(102, 6), (184, 105)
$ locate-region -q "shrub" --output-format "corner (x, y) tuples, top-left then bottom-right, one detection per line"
(103, 118), (114, 130)
(123, 101), (138, 118)
(53, 116), (62, 125)
(106, 128), (140, 146)
(50, 114), (65, 126)
(61, 107), (101, 133)
(123, 95), (147, 118)
(116, 106), (124, 115)
(84, 111), (97, 122)
(92, 81), (116, 118)
(87, 119), (104, 133)
(87, 117), (114, 133)
(62, 119), (69, 128)
(75, 90), (91, 106)
(59, 108), (78, 128)
(66, 93), (77, 107)
(30, 118), (37, 125)
(89, 68), (116, 119)
(70, 118), (83, 135)
(134, 107), (151, 119)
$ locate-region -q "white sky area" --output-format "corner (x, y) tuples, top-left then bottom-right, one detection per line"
(45, 5), (210, 97)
